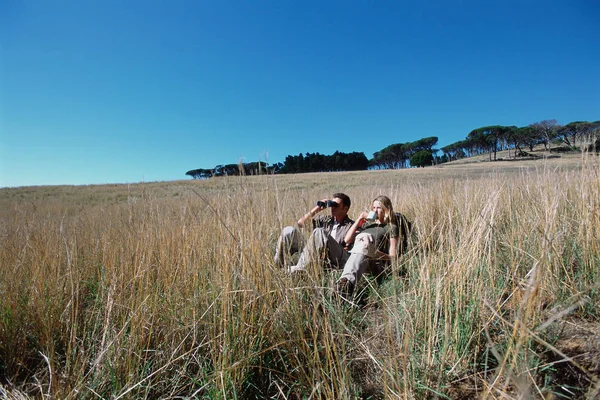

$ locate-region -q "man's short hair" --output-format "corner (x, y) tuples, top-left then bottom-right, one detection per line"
(332, 192), (351, 209)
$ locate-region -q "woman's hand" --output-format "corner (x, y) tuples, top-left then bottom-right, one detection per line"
(375, 237), (398, 260)
(344, 211), (367, 245)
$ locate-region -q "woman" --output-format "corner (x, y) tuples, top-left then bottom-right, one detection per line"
(336, 195), (399, 297)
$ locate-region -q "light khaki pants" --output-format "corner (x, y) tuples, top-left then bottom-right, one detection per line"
(289, 227), (348, 273)
(338, 232), (386, 286)
(274, 225), (305, 268)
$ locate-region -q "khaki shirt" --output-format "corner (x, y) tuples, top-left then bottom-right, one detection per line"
(312, 215), (354, 247)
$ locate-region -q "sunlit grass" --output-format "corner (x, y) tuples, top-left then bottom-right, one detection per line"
(1, 154), (599, 398)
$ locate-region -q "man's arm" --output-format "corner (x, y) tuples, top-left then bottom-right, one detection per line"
(297, 201), (327, 228)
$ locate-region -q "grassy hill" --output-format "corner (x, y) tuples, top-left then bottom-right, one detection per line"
(441, 142), (594, 165)
(1, 153), (599, 398)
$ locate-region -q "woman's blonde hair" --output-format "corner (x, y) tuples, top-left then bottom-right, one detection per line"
(373, 195), (395, 224)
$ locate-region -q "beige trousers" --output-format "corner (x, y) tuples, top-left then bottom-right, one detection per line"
(338, 232), (386, 286)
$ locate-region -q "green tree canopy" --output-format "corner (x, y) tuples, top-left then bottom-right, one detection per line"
(409, 150), (434, 168)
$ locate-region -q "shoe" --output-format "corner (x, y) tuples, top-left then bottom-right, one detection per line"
(336, 277), (354, 299)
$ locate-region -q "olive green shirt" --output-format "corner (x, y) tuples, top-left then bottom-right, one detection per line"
(358, 222), (399, 254)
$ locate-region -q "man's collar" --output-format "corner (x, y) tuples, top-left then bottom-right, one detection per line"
(333, 214), (349, 223)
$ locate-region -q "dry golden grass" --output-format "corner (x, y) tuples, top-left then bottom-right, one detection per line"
(1, 152), (599, 399)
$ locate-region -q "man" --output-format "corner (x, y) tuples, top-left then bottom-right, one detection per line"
(274, 193), (354, 272)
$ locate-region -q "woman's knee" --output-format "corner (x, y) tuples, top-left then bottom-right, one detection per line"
(350, 233), (374, 256)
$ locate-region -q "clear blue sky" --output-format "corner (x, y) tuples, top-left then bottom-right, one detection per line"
(1, 1), (598, 187)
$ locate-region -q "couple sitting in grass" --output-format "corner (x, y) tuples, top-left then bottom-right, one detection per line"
(274, 192), (404, 298)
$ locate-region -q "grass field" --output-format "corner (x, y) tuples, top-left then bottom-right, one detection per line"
(1, 152), (599, 399)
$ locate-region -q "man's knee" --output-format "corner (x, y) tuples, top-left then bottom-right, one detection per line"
(310, 227), (330, 245)
(311, 227), (327, 238)
(282, 225), (296, 236)
(281, 226), (302, 243)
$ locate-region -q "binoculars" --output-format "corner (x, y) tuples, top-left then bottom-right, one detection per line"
(317, 200), (338, 208)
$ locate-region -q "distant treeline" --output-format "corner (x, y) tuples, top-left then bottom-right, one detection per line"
(441, 120), (600, 162)
(185, 162), (272, 179)
(369, 136), (439, 169)
(186, 119), (600, 179)
(277, 151), (369, 174)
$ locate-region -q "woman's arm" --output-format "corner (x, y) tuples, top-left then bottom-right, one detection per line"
(374, 237), (398, 260)
(344, 211), (368, 245)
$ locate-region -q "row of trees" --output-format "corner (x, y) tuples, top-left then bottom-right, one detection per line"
(186, 161), (272, 179)
(441, 120), (600, 162)
(369, 136), (439, 169)
(186, 151), (369, 179)
(276, 151), (369, 174)
(186, 119), (599, 179)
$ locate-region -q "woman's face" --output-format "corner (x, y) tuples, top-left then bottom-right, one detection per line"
(372, 200), (386, 222)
